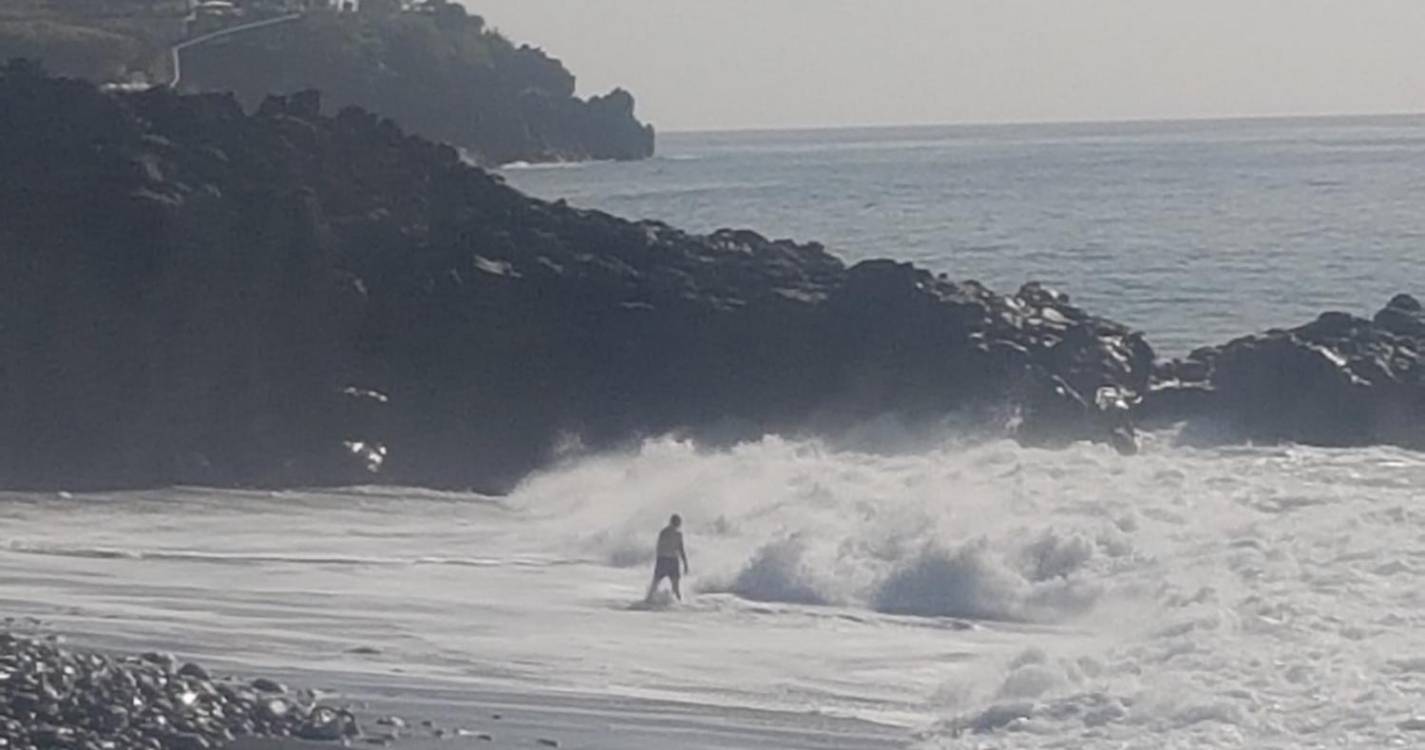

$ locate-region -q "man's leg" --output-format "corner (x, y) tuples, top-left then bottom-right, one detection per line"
(671, 574), (682, 601)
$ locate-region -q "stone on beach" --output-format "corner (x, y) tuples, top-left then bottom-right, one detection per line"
(1, 632), (367, 750)
(252, 678), (288, 694)
(178, 662), (212, 681)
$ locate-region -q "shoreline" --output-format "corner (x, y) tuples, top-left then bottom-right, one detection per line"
(11, 448), (1425, 748)
(1, 625), (906, 750)
(235, 677), (906, 750)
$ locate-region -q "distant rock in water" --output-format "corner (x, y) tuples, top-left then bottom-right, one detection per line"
(0, 66), (1155, 491)
(176, 6), (655, 165)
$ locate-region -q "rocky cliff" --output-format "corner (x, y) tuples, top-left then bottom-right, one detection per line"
(177, 6), (655, 165)
(1149, 295), (1425, 449)
(0, 2), (654, 165)
(1, 67), (1418, 492)
(0, 66), (1151, 491)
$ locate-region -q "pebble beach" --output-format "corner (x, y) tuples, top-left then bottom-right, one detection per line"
(1, 623), (894, 750)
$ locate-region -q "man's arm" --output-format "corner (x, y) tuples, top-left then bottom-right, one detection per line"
(679, 534), (690, 573)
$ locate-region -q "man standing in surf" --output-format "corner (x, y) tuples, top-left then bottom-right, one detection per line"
(647, 514), (690, 602)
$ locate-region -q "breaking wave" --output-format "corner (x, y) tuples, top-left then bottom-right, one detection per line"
(717, 535), (831, 606)
(871, 541), (1101, 621)
(505, 431), (1425, 746)
(511, 434), (1137, 624)
(10, 425), (1425, 747)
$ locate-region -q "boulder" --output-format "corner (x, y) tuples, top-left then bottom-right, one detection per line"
(1375, 293), (1425, 338)
(1147, 296), (1425, 449)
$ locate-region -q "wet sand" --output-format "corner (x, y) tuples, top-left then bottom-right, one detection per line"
(232, 681), (900, 750)
(1, 623), (903, 750)
(230, 674), (903, 750)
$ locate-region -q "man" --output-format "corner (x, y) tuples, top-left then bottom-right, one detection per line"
(647, 514), (690, 602)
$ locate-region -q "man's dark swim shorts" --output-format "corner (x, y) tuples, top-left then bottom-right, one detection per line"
(654, 556), (681, 580)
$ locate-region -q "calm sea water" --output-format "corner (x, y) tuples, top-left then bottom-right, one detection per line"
(504, 116), (1425, 354)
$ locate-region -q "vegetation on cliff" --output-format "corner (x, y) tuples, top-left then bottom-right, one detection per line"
(180, 2), (654, 164)
(0, 0), (181, 82)
(0, 1), (655, 165)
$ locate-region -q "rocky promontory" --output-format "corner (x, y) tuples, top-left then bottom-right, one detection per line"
(0, 1), (654, 166)
(177, 3), (655, 165)
(0, 65), (1419, 493)
(0, 65), (1150, 492)
(1148, 294), (1425, 448)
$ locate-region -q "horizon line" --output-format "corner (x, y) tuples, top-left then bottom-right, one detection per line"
(656, 108), (1425, 137)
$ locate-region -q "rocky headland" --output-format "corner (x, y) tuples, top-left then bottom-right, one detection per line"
(1148, 294), (1425, 448)
(0, 65), (1419, 493)
(0, 1), (654, 166)
(177, 3), (655, 165)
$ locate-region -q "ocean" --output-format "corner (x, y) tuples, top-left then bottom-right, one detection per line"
(505, 115), (1425, 355)
(6, 118), (1425, 749)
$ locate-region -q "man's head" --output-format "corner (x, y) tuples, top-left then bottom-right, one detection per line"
(669, 513), (682, 528)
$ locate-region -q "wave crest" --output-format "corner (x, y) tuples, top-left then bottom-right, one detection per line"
(871, 541), (1031, 620)
(703, 535), (832, 606)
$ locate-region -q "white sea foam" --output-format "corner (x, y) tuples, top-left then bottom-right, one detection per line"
(5, 433), (1425, 747)
(714, 534), (832, 606)
(515, 436), (1125, 625)
(499, 160), (595, 171)
(508, 434), (1425, 746)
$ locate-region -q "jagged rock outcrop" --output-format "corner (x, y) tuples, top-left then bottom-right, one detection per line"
(1148, 294), (1425, 448)
(0, 67), (1149, 491)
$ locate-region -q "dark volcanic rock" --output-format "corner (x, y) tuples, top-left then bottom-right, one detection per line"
(1149, 297), (1425, 448)
(1375, 293), (1425, 338)
(0, 66), (1154, 492)
(0, 631), (363, 749)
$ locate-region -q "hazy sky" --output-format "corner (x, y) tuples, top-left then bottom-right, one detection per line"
(469, 0), (1425, 132)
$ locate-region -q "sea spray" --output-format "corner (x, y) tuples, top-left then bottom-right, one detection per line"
(872, 541), (1034, 620)
(514, 435), (1122, 622)
(710, 534), (832, 606)
(10, 434), (1425, 746)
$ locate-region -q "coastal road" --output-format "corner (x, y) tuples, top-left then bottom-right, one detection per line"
(170, 12), (303, 88)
